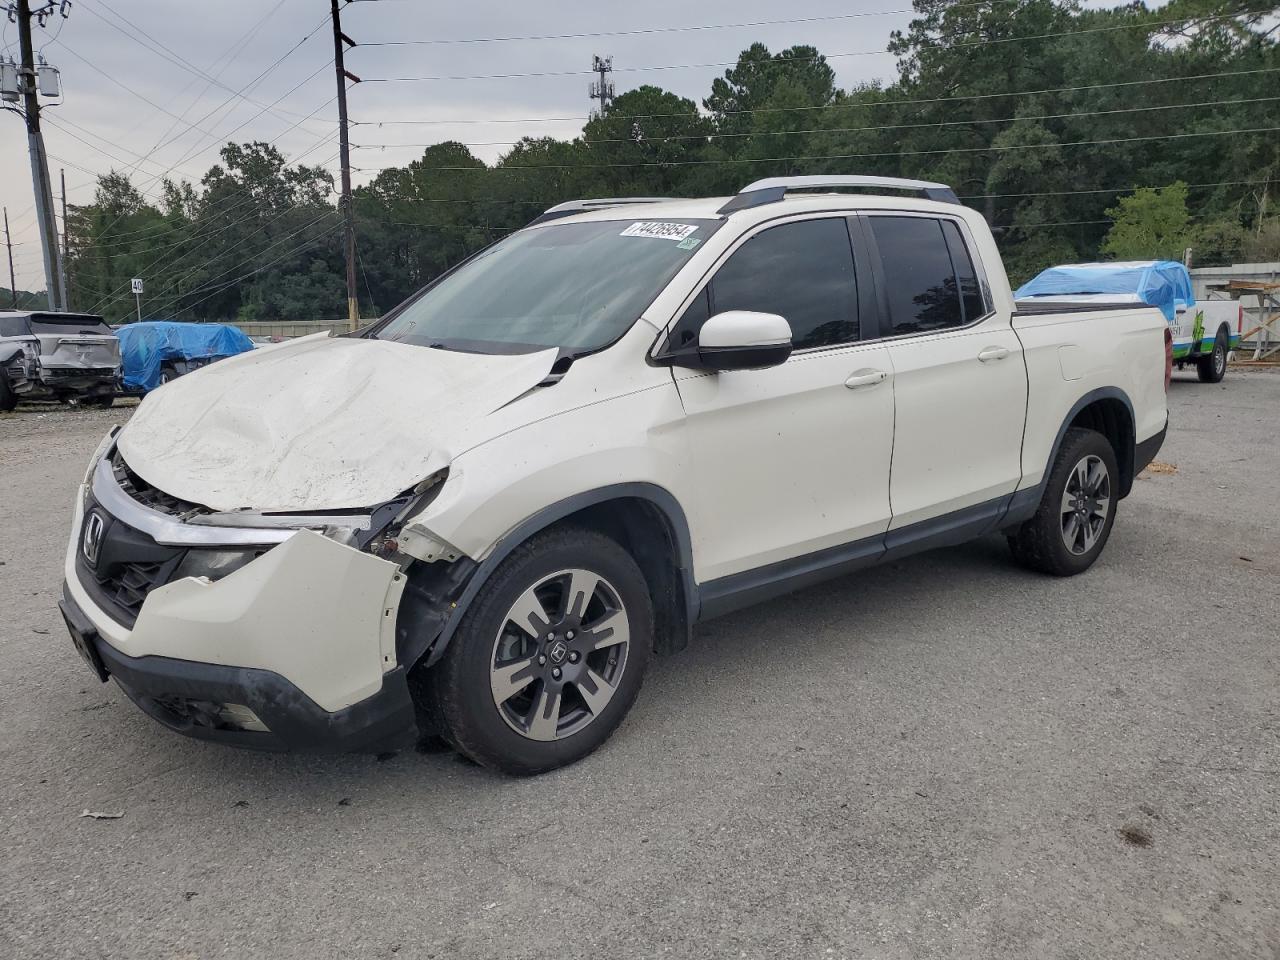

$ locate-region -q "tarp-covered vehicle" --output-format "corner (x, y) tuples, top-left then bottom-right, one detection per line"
(1015, 260), (1240, 383)
(116, 321), (255, 393)
(0, 311), (121, 411)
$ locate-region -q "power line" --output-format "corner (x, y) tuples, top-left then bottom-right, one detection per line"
(349, 65), (1280, 127)
(80, 142), (343, 313)
(357, 11), (1264, 83)
(357, 6), (935, 46)
(161, 213), (342, 319)
(92, 200), (340, 317)
(382, 124), (1280, 172)
(352, 95), (1280, 151)
(59, 9), (336, 246)
(78, 0), (331, 128)
(312, 176), (1273, 208)
(962, 178), (1274, 202)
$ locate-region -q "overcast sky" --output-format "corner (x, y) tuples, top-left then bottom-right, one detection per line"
(2, 0), (1143, 293)
(0, 0), (933, 291)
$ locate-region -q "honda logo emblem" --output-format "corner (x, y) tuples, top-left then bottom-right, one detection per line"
(81, 512), (105, 566)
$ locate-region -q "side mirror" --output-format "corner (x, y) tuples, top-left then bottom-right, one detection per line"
(693, 310), (793, 371)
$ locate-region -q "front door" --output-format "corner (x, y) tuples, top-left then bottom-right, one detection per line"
(664, 216), (895, 584)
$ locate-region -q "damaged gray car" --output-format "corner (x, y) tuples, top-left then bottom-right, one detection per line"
(0, 311), (121, 410)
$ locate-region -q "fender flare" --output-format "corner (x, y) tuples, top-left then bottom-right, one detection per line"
(420, 482), (698, 668)
(1004, 386), (1136, 525)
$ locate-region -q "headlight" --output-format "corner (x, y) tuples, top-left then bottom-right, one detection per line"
(186, 469), (450, 558)
(173, 548), (264, 582)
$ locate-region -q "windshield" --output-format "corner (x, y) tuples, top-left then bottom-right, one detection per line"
(374, 217), (718, 353)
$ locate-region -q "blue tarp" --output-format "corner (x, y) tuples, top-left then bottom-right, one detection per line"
(1014, 260), (1195, 322)
(116, 321), (254, 392)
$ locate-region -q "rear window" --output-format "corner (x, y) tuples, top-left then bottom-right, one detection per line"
(28, 314), (113, 336)
(869, 217), (980, 335)
(0, 316), (31, 337)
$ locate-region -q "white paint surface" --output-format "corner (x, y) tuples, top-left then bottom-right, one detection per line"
(117, 334), (557, 512)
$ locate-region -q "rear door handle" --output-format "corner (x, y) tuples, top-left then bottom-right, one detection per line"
(978, 346), (1011, 362)
(845, 369), (888, 389)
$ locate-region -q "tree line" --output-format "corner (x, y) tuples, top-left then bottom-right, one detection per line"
(57, 0), (1280, 324)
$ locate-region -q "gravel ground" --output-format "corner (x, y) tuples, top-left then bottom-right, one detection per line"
(1, 371), (1278, 960)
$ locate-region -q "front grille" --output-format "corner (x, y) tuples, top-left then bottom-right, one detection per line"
(83, 554), (182, 626)
(76, 493), (186, 627)
(111, 449), (211, 521)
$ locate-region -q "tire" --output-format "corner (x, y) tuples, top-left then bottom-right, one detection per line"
(83, 395), (114, 409)
(1008, 427), (1119, 577)
(1196, 329), (1228, 383)
(423, 526), (653, 776)
(0, 371), (15, 412)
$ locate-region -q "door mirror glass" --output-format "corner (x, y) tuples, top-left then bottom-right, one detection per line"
(694, 310), (792, 371)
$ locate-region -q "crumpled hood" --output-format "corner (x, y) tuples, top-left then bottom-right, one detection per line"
(117, 334), (557, 512)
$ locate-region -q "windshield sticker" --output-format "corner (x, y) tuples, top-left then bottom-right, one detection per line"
(676, 236), (703, 250)
(620, 222), (699, 242)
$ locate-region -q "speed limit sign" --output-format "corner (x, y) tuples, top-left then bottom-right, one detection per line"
(130, 278), (144, 294)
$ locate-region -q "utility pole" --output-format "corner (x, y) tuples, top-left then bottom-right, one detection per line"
(330, 0), (361, 332)
(4, 207), (18, 308)
(14, 0), (67, 311)
(589, 55), (614, 117)
(58, 167), (69, 309)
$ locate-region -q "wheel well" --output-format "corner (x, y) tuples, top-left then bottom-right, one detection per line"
(1068, 398), (1135, 496)
(549, 497), (693, 656)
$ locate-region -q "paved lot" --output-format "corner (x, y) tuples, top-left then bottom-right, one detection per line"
(2, 372), (1279, 960)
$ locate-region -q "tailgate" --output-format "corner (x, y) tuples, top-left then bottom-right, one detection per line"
(36, 334), (121, 371)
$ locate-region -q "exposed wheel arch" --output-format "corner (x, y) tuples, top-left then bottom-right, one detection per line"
(1004, 387), (1137, 529)
(1065, 392), (1135, 497)
(415, 483), (697, 670)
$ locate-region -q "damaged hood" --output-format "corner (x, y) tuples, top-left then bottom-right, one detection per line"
(117, 334), (557, 511)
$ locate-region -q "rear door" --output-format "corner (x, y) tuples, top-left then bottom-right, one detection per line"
(859, 214), (1027, 546)
(665, 216), (895, 584)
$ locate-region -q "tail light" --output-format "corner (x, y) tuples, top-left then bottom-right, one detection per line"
(1163, 328), (1173, 391)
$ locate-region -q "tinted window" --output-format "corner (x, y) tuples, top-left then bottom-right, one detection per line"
(30, 317), (114, 336)
(870, 217), (966, 335)
(942, 220), (988, 322)
(672, 218), (858, 350)
(0, 315), (32, 337)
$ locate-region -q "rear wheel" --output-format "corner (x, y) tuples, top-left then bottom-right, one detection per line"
(424, 527), (652, 775)
(1197, 329), (1228, 383)
(1008, 427), (1119, 576)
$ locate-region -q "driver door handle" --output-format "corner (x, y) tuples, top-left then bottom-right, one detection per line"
(978, 346), (1011, 363)
(845, 369), (888, 389)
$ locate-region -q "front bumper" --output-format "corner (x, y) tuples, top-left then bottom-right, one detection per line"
(64, 472), (420, 752)
(60, 586), (417, 752)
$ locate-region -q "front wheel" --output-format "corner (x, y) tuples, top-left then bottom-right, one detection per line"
(423, 527), (653, 776)
(1008, 427), (1119, 576)
(1197, 330), (1228, 383)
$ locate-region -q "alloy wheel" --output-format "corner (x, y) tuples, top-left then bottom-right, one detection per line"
(1060, 454), (1111, 555)
(489, 568), (630, 741)
(1214, 340), (1227, 378)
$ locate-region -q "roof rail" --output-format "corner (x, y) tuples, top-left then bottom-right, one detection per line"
(528, 197), (676, 226)
(717, 175), (960, 214)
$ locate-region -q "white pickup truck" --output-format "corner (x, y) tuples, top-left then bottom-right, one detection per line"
(59, 176), (1169, 775)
